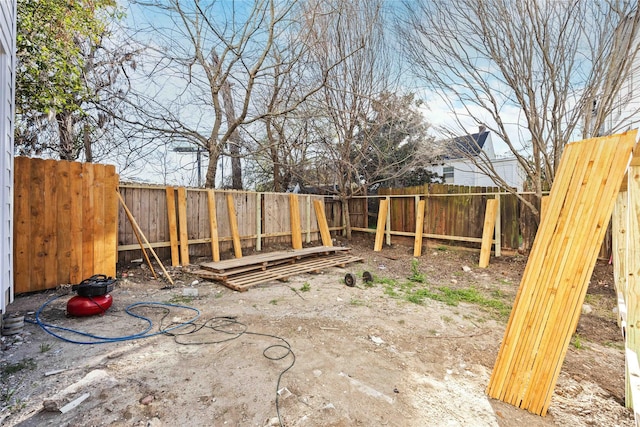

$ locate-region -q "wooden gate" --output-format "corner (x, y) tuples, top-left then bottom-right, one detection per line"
(13, 157), (118, 293)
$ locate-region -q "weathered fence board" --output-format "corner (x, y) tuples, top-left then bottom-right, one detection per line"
(14, 157), (118, 293)
(117, 186), (325, 264)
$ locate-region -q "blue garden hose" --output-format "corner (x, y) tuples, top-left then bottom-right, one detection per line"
(27, 294), (200, 345)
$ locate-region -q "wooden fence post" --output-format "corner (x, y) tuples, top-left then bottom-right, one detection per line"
(289, 194), (303, 249)
(385, 196), (391, 246)
(413, 199), (425, 257)
(165, 187), (180, 266)
(374, 198), (389, 251)
(207, 189), (220, 262)
(226, 193), (243, 258)
(479, 198), (499, 268)
(256, 192), (262, 252)
(177, 187), (190, 265)
(495, 194), (501, 257)
(314, 199), (333, 247)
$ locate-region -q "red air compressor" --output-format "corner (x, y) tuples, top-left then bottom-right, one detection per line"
(67, 275), (116, 317)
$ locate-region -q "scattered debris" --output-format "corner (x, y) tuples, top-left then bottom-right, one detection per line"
(462, 266), (472, 272)
(370, 335), (385, 345)
(60, 392), (90, 414)
(139, 395), (155, 405)
(44, 369), (67, 377)
(277, 387), (292, 400)
(582, 304), (593, 315)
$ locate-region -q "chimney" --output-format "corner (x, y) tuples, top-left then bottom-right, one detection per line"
(478, 125), (486, 134)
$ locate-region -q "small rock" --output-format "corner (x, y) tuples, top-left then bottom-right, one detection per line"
(336, 297), (343, 302)
(265, 417), (280, 426)
(322, 403), (336, 410)
(462, 266), (472, 272)
(190, 280), (199, 286)
(139, 395), (154, 405)
(370, 335), (384, 345)
(313, 369), (323, 377)
(450, 279), (458, 284)
(582, 304), (593, 315)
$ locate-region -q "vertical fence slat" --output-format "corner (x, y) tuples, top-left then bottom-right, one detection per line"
(56, 161), (71, 285)
(29, 159), (45, 292)
(69, 162), (83, 284)
(13, 157), (29, 292)
(81, 163), (95, 279)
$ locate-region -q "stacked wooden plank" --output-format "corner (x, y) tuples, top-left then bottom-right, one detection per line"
(195, 246), (362, 292)
(486, 131), (637, 416)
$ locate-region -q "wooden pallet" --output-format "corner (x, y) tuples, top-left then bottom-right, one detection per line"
(195, 252), (362, 292)
(199, 246), (350, 274)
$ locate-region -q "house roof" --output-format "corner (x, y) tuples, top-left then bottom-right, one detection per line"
(446, 130), (490, 159)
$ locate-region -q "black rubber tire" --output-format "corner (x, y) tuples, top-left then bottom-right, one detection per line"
(345, 273), (356, 287)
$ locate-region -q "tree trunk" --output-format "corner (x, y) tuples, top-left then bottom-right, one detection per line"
(341, 196), (352, 239)
(56, 112), (78, 161)
(205, 146), (219, 188)
(83, 123), (93, 163)
(220, 79), (243, 189)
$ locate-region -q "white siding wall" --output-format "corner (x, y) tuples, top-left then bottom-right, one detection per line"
(0, 0), (16, 314)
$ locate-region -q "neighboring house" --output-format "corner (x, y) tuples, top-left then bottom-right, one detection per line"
(1, 0), (16, 316)
(427, 127), (526, 191)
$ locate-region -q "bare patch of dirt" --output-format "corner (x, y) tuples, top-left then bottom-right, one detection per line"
(0, 236), (632, 426)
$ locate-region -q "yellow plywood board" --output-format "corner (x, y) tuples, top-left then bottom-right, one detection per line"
(487, 130), (637, 416)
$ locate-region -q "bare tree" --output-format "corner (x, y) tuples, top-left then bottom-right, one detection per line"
(397, 0), (640, 216)
(302, 0), (410, 237)
(120, 0), (345, 189)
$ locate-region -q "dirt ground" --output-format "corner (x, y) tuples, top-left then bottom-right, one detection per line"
(0, 235), (633, 427)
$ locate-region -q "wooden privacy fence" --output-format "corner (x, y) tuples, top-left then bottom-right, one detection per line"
(117, 185), (335, 264)
(13, 157), (118, 294)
